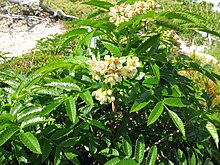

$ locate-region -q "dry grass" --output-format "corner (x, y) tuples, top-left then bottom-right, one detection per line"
(179, 53), (220, 108)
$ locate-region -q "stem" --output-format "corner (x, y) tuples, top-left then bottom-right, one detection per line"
(125, 26), (133, 51)
(112, 101), (116, 114)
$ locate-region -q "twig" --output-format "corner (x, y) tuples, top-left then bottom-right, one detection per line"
(0, 13), (46, 20)
(144, 130), (180, 152)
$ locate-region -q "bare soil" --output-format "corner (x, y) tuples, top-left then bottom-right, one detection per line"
(0, 17), (65, 58)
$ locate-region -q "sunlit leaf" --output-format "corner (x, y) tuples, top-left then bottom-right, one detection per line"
(147, 101), (164, 126)
(0, 126), (19, 146)
(104, 157), (121, 165)
(82, 0), (113, 10)
(135, 134), (145, 163)
(17, 107), (43, 122)
(146, 145), (157, 165)
(79, 91), (94, 106)
(206, 121), (219, 148)
(40, 98), (65, 115)
(122, 134), (132, 158)
(45, 82), (81, 91)
(65, 96), (77, 124)
(164, 98), (190, 107)
(130, 91), (152, 112)
(99, 148), (119, 157)
(168, 110), (185, 136)
(19, 132), (42, 154)
(20, 116), (53, 128)
(102, 41), (122, 57)
(63, 149), (80, 164)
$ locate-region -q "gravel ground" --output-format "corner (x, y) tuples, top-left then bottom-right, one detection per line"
(0, 17), (65, 59)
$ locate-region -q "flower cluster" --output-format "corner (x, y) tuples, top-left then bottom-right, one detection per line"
(92, 89), (115, 104)
(109, 0), (160, 26)
(90, 55), (141, 104)
(89, 55), (140, 87)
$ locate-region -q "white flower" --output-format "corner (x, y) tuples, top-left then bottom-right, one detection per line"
(89, 60), (108, 76)
(104, 55), (124, 70)
(92, 88), (115, 104)
(104, 73), (122, 87)
(121, 66), (138, 79)
(127, 56), (141, 68)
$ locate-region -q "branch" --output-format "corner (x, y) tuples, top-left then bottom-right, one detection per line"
(39, 0), (78, 20)
(144, 130), (180, 152)
(0, 13), (46, 20)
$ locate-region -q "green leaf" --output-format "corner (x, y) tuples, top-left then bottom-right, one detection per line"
(115, 118), (128, 141)
(82, 0), (113, 10)
(42, 139), (52, 162)
(0, 113), (14, 121)
(163, 11), (193, 22)
(168, 110), (185, 136)
(0, 126), (19, 146)
(104, 157), (121, 165)
(59, 137), (81, 147)
(206, 121), (219, 148)
(54, 146), (62, 165)
(147, 101), (164, 126)
(20, 116), (53, 128)
(36, 60), (73, 74)
(99, 148), (119, 157)
(90, 119), (112, 136)
(102, 41), (122, 57)
(135, 134), (145, 163)
(11, 140), (28, 164)
(63, 28), (88, 38)
(79, 31), (94, 47)
(45, 82), (81, 91)
(10, 101), (23, 117)
(50, 128), (72, 140)
(0, 120), (12, 131)
(143, 75), (159, 86)
(17, 107), (43, 122)
(19, 132), (42, 154)
(163, 98), (190, 107)
(178, 149), (187, 165)
(189, 62), (217, 84)
(63, 149), (80, 165)
(79, 91), (94, 106)
(130, 91), (152, 112)
(151, 63), (160, 80)
(40, 98), (64, 115)
(203, 158), (214, 165)
(186, 147), (196, 165)
(16, 74), (43, 96)
(35, 88), (63, 96)
(146, 145), (157, 165)
(62, 36), (78, 48)
(65, 96), (77, 124)
(135, 34), (160, 55)
(117, 158), (137, 165)
(89, 136), (99, 154)
(122, 134), (132, 158)
(87, 9), (106, 19)
(197, 28), (220, 38)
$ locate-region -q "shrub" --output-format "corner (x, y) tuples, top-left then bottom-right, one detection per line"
(1, 0), (220, 164)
